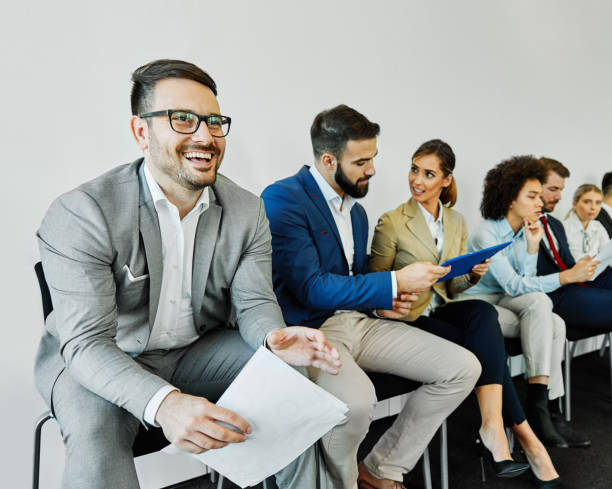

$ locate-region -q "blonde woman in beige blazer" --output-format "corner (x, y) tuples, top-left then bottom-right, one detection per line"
(370, 140), (560, 487)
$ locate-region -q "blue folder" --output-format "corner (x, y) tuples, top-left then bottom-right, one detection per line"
(437, 241), (512, 282)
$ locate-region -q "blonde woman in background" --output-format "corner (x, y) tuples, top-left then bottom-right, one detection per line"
(563, 184), (610, 262)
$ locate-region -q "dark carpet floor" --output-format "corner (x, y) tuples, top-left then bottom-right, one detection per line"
(175, 351), (612, 489)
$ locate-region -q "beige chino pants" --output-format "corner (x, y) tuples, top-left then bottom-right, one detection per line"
(309, 311), (481, 489)
(495, 292), (566, 399)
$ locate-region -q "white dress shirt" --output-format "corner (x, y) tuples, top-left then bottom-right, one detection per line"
(416, 201), (444, 316)
(309, 166), (397, 308)
(602, 201), (612, 219)
(143, 163), (209, 425)
(563, 210), (610, 261)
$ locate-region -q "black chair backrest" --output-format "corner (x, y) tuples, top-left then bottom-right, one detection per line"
(34, 262), (53, 320)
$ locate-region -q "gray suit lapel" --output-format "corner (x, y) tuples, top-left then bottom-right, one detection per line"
(138, 163), (163, 327)
(191, 188), (222, 320)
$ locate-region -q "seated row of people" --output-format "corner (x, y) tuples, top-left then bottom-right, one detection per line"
(262, 105), (611, 489)
(37, 59), (610, 489)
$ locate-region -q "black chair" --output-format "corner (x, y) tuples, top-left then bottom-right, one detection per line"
(32, 262), (206, 489)
(366, 372), (449, 489)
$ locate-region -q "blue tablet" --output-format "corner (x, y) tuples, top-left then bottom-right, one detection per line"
(437, 241), (512, 282)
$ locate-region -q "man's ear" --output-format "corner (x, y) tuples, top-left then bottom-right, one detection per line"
(320, 153), (336, 171)
(130, 116), (149, 151)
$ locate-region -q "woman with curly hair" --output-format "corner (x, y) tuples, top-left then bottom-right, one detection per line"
(370, 142), (560, 487)
(465, 156), (591, 453)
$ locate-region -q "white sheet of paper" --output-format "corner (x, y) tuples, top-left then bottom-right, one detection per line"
(593, 239), (612, 279)
(164, 346), (347, 488)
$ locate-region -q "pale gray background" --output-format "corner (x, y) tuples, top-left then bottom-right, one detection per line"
(2, 1), (610, 487)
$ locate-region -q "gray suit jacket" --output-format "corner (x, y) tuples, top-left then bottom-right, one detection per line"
(35, 159), (285, 422)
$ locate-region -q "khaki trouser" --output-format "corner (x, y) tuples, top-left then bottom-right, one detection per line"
(495, 292), (566, 399)
(461, 291), (566, 400)
(310, 311), (481, 489)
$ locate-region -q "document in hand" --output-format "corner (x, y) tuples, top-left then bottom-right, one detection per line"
(190, 347), (347, 487)
(437, 241), (512, 282)
(593, 239), (612, 279)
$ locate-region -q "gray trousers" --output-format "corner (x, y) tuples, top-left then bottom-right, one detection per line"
(51, 329), (317, 489)
(468, 292), (566, 400)
(310, 312), (481, 488)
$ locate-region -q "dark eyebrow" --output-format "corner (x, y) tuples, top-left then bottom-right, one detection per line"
(174, 109), (222, 117)
(411, 161), (436, 173)
(352, 150), (378, 164)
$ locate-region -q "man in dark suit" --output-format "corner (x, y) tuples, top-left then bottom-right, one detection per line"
(35, 59), (341, 489)
(596, 171), (612, 237)
(261, 105), (481, 489)
(537, 157), (612, 331)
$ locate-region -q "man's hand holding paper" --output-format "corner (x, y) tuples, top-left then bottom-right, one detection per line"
(171, 347), (349, 488)
(157, 326), (341, 457)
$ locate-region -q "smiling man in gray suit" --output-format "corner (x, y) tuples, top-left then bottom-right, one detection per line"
(35, 59), (341, 489)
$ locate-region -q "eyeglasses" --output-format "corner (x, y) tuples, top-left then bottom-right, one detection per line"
(139, 109), (231, 137)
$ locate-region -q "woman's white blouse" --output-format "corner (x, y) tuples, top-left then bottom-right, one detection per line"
(563, 211), (610, 260)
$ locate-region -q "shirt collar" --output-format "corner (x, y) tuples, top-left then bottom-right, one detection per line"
(602, 201), (612, 216)
(309, 165), (356, 213)
(496, 217), (520, 240)
(416, 201), (443, 226)
(144, 161), (209, 217)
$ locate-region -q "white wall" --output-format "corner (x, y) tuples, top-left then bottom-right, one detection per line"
(2, 1), (611, 487)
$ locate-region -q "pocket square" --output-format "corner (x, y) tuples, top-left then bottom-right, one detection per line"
(123, 264), (149, 283)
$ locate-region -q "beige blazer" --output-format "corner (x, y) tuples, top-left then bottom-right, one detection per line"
(369, 198), (473, 321)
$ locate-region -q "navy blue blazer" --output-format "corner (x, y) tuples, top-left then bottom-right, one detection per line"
(596, 208), (612, 238)
(261, 166), (393, 328)
(537, 214), (576, 276)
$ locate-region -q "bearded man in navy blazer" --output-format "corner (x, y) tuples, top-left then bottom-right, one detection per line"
(261, 105), (480, 489)
(537, 157), (612, 331)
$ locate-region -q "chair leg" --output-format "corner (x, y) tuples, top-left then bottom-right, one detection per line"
(422, 446), (432, 489)
(217, 475), (224, 489)
(210, 469), (217, 483)
(599, 334), (609, 357)
(33, 412), (53, 489)
(440, 420), (448, 489)
(564, 339), (572, 422)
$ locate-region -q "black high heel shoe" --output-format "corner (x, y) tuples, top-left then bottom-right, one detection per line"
(532, 471), (563, 488)
(476, 436), (530, 481)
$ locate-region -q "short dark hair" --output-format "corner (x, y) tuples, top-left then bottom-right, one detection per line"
(412, 139), (457, 207)
(310, 104), (380, 161)
(539, 156), (570, 179)
(602, 171), (612, 197)
(480, 155), (548, 220)
(130, 59), (217, 115)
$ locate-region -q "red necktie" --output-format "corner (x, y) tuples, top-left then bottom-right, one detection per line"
(539, 216), (568, 271)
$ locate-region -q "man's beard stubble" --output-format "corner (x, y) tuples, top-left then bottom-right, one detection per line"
(148, 130), (219, 191)
(334, 164), (370, 198)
